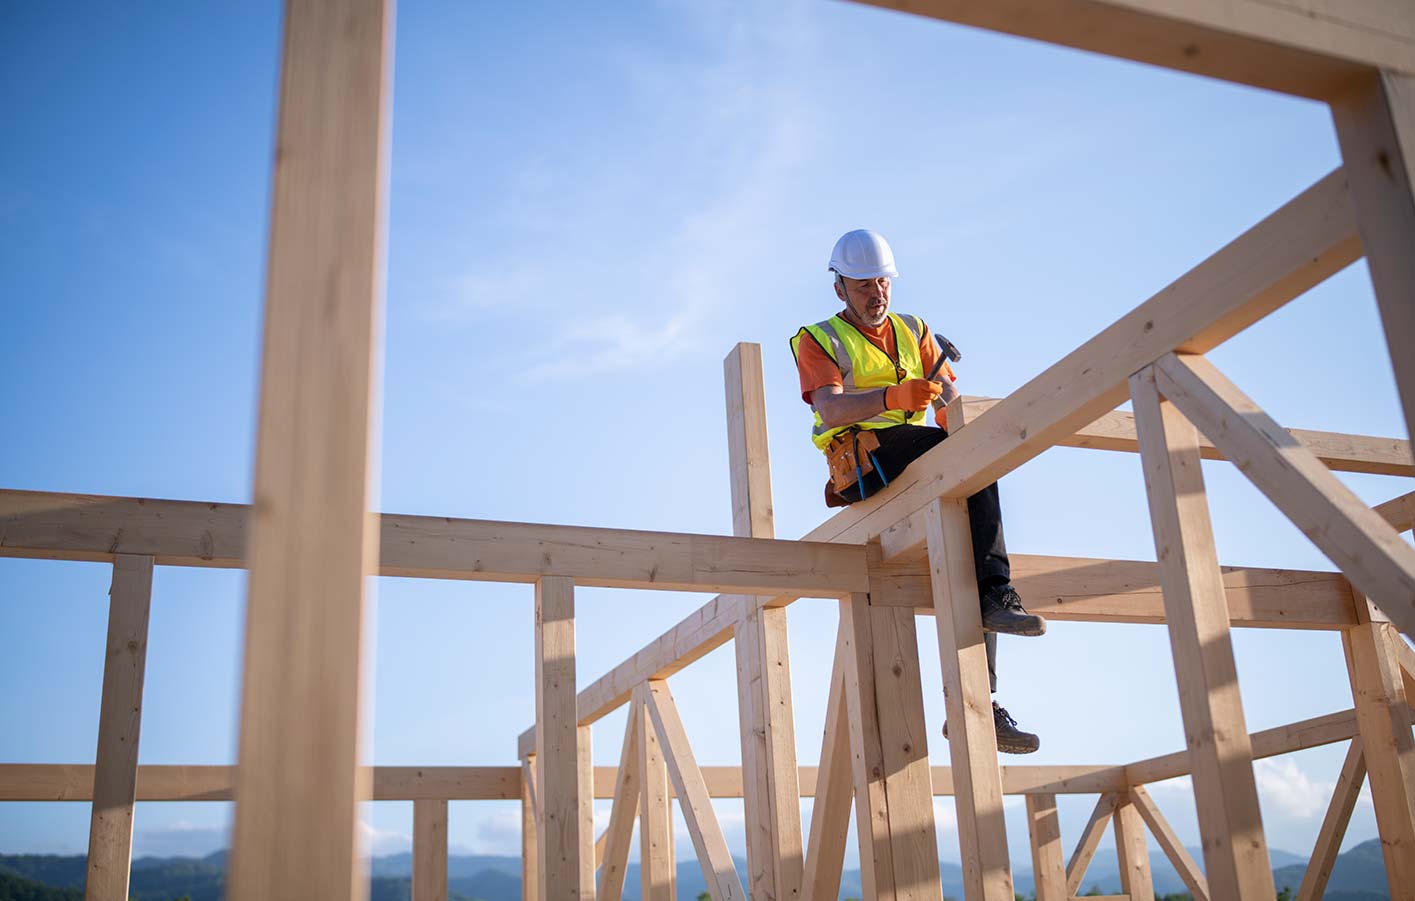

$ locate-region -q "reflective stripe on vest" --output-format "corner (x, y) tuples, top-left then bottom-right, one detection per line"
(790, 311), (927, 452)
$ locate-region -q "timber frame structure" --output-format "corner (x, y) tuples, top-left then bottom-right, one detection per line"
(4, 1), (1415, 900)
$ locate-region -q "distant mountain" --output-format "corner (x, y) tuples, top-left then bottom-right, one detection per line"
(0, 838), (1396, 899)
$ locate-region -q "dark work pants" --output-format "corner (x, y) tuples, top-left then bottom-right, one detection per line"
(840, 424), (1010, 691)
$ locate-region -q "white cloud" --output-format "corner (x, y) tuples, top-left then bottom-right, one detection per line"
(1254, 758), (1333, 820)
(360, 818), (413, 856)
(132, 820), (229, 859)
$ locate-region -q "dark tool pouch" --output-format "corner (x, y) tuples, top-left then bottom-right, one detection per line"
(825, 428), (881, 495)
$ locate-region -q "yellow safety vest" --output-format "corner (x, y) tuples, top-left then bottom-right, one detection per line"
(790, 312), (928, 451)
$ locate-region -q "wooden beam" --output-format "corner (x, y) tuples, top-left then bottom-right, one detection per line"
(597, 707), (640, 901)
(0, 489), (865, 598)
(1343, 615), (1415, 891)
(1066, 793), (1119, 897)
(872, 549), (1359, 630)
(1374, 490), (1415, 533)
(577, 726), (595, 899)
(1332, 70), (1415, 449)
(643, 681), (745, 901)
(800, 635), (853, 901)
(1154, 352), (1415, 635)
(923, 498), (1012, 900)
(1024, 793), (1067, 901)
(1131, 365), (1276, 899)
(522, 757), (539, 901)
(1112, 792), (1155, 901)
(1129, 786), (1209, 901)
(535, 576), (589, 900)
(1296, 739), (1367, 901)
(962, 395), (1415, 475)
(847, 0), (1414, 100)
(226, 5), (391, 898)
(636, 686), (676, 901)
(84, 555), (154, 901)
(413, 799), (448, 901)
(724, 342), (803, 901)
(812, 168), (1361, 553)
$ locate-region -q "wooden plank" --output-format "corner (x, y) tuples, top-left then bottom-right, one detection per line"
(1129, 786), (1209, 901)
(961, 395), (1415, 476)
(800, 636), (853, 901)
(1343, 617), (1415, 892)
(846, 0), (1414, 100)
(413, 799), (448, 901)
(1024, 793), (1067, 901)
(1112, 792), (1155, 901)
(1296, 739), (1367, 901)
(522, 757), (539, 901)
(597, 708), (640, 901)
(1374, 490), (1415, 533)
(577, 726), (595, 899)
(1066, 793), (1119, 896)
(724, 342), (802, 901)
(643, 681), (745, 901)
(1130, 365), (1275, 899)
(810, 168), (1361, 553)
(535, 576), (586, 900)
(1332, 70), (1415, 450)
(1155, 352), (1415, 634)
(872, 549), (1359, 630)
(0, 490), (868, 598)
(865, 598), (944, 900)
(923, 498), (1012, 900)
(225, 3), (392, 896)
(84, 554), (154, 901)
(838, 593), (898, 898)
(636, 686), (675, 901)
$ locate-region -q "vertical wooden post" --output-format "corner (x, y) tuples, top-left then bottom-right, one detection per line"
(597, 705), (641, 901)
(536, 576), (590, 899)
(1331, 71), (1415, 445)
(84, 554), (154, 901)
(801, 631), (853, 901)
(637, 685), (676, 901)
(1024, 793), (1066, 901)
(1130, 366), (1275, 899)
(522, 755), (540, 901)
(1342, 602), (1415, 893)
(1113, 792), (1155, 901)
(725, 342), (804, 901)
(413, 799), (448, 901)
(227, 1), (392, 898)
(577, 725), (595, 898)
(922, 497), (1012, 901)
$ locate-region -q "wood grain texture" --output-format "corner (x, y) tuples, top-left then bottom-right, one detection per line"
(522, 757), (539, 901)
(961, 395), (1414, 475)
(596, 708), (640, 901)
(84, 555), (154, 901)
(1112, 792), (1155, 901)
(1129, 786), (1209, 901)
(636, 688), (675, 901)
(800, 634), (852, 901)
(1156, 353), (1415, 635)
(226, 1), (392, 897)
(1296, 739), (1366, 901)
(1332, 70), (1415, 450)
(846, 0), (1413, 99)
(1066, 793), (1119, 896)
(1374, 490), (1415, 533)
(1024, 793), (1066, 901)
(413, 799), (448, 901)
(535, 577), (587, 900)
(923, 498), (1012, 900)
(1131, 367), (1275, 899)
(838, 593), (897, 898)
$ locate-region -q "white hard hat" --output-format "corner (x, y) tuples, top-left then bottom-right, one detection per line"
(828, 229), (898, 280)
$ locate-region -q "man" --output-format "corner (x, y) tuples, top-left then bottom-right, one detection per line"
(790, 228), (1044, 754)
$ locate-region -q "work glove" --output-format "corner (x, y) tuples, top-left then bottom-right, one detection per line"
(884, 378), (943, 412)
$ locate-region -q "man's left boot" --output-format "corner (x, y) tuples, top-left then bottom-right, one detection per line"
(942, 701), (1040, 755)
(980, 583), (1046, 636)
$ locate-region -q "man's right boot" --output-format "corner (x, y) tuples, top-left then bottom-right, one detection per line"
(942, 701), (1040, 755)
(980, 583), (1046, 636)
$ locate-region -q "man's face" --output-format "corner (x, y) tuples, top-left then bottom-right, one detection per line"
(835, 274), (891, 328)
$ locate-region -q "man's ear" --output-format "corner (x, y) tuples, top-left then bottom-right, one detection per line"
(833, 278), (846, 303)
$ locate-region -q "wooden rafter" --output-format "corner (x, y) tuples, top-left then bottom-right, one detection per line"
(1128, 786), (1209, 901)
(1375, 489), (1415, 533)
(1296, 739), (1367, 901)
(1154, 352), (1415, 635)
(1066, 793), (1120, 896)
(800, 634), (853, 901)
(597, 705), (640, 901)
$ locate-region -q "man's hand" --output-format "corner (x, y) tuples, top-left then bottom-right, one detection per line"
(885, 378), (943, 412)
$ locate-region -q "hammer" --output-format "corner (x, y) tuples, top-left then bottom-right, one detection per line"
(926, 333), (961, 381)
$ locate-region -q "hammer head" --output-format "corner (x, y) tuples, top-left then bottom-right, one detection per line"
(935, 333), (962, 363)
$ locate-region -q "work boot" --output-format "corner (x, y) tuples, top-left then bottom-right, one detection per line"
(980, 583), (1046, 636)
(943, 701), (1041, 755)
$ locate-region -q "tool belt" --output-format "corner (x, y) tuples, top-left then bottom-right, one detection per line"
(825, 428), (882, 495)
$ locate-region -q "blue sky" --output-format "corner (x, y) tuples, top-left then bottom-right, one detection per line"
(3, 0), (1412, 877)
